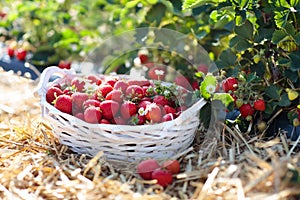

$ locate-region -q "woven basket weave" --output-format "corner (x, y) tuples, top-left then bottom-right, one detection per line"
(36, 66), (206, 162)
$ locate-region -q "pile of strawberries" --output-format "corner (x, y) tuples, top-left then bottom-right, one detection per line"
(136, 158), (181, 187)
(46, 75), (190, 125)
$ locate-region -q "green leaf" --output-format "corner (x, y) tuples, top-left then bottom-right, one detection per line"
(294, 32), (300, 45)
(218, 49), (237, 67)
(125, 0), (140, 8)
(234, 20), (253, 40)
(182, 0), (224, 10)
(238, 0), (249, 8)
(274, 10), (289, 28)
(265, 85), (282, 100)
(284, 69), (299, 83)
(212, 93), (234, 107)
(290, 53), (300, 71)
(146, 0), (158, 4)
(276, 92), (291, 107)
(272, 30), (288, 44)
(146, 3), (166, 25)
(235, 39), (252, 52)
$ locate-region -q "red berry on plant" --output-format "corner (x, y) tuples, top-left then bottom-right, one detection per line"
(222, 77), (238, 93)
(7, 47), (14, 57)
(58, 60), (71, 69)
(253, 99), (266, 111)
(239, 103), (255, 118)
(16, 48), (27, 61)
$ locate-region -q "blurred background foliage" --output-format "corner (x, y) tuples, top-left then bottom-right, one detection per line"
(0, 0), (300, 131)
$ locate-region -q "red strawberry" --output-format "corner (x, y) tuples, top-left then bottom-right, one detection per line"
(72, 92), (89, 113)
(46, 86), (63, 104)
(105, 78), (118, 87)
(162, 113), (174, 122)
(253, 99), (266, 111)
(16, 48), (27, 61)
(138, 49), (149, 64)
(100, 119), (111, 124)
(84, 106), (102, 124)
(120, 101), (137, 120)
(83, 99), (101, 109)
(161, 160), (180, 174)
(54, 94), (72, 114)
(163, 105), (176, 115)
(138, 100), (152, 110)
(100, 100), (120, 120)
(174, 75), (191, 90)
(52, 83), (62, 89)
(147, 66), (166, 80)
(7, 47), (14, 57)
(105, 90), (123, 103)
(87, 75), (100, 84)
(96, 84), (113, 100)
(145, 103), (162, 123)
(126, 85), (145, 100)
(191, 81), (199, 90)
(58, 60), (71, 69)
(222, 77), (238, 93)
(63, 88), (73, 96)
(71, 78), (85, 92)
(151, 169), (173, 187)
(75, 113), (85, 121)
(127, 79), (151, 87)
(153, 95), (169, 106)
(114, 80), (128, 94)
(137, 159), (160, 180)
(111, 116), (127, 125)
(239, 103), (255, 118)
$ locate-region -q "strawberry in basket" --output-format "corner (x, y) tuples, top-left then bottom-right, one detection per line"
(45, 74), (195, 125)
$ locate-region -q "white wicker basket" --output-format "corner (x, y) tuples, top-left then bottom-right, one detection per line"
(36, 66), (206, 162)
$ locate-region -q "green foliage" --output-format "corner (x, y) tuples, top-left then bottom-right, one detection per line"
(1, 0), (299, 128)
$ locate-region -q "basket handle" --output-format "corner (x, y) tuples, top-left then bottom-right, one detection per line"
(34, 66), (75, 97)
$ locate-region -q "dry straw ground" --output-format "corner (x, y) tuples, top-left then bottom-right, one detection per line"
(0, 69), (299, 200)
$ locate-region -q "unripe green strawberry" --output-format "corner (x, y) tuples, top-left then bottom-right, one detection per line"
(235, 99), (244, 108)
